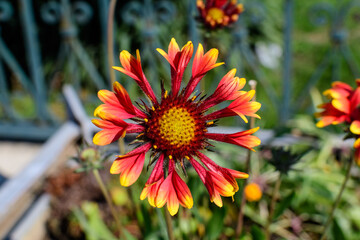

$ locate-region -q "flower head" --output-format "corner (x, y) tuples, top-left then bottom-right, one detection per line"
(197, 0), (244, 29)
(316, 80), (360, 164)
(93, 38), (261, 215)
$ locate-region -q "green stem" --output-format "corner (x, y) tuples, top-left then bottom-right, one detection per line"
(235, 80), (257, 237)
(107, 0), (117, 87)
(92, 169), (124, 239)
(235, 149), (251, 237)
(319, 159), (353, 240)
(118, 138), (126, 155)
(265, 175), (282, 240)
(164, 209), (175, 240)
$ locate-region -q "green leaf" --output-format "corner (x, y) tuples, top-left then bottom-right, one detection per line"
(206, 207), (226, 240)
(273, 191), (295, 220)
(331, 218), (346, 240)
(251, 225), (266, 240)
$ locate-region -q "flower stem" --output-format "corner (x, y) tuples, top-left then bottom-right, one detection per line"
(319, 159), (353, 240)
(265, 174), (282, 240)
(107, 0), (117, 87)
(235, 80), (257, 237)
(164, 209), (175, 240)
(92, 169), (124, 239)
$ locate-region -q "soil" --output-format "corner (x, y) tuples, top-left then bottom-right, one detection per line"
(43, 166), (141, 240)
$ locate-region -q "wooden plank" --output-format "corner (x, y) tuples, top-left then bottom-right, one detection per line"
(63, 84), (100, 144)
(9, 194), (51, 240)
(0, 122), (81, 238)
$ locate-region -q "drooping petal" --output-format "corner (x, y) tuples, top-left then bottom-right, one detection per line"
(172, 172), (193, 209)
(167, 184), (180, 216)
(209, 171), (235, 197)
(92, 119), (128, 145)
(227, 168), (249, 179)
(212, 191), (223, 207)
(155, 173), (173, 208)
(110, 143), (151, 186)
(188, 156), (235, 208)
(197, 152), (248, 191)
(92, 128), (126, 146)
(140, 155), (165, 206)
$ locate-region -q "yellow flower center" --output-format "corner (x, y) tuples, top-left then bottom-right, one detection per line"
(158, 107), (196, 147)
(207, 8), (225, 22)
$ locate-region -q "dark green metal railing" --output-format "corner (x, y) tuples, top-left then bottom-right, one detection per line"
(0, 0), (359, 140)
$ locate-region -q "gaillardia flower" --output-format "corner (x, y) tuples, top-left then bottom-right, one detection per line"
(316, 80), (360, 164)
(92, 38), (261, 215)
(197, 0), (244, 29)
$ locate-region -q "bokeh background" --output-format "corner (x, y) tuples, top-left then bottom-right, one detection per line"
(1, 0), (360, 239)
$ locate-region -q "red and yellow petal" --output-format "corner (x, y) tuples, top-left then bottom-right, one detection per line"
(355, 147), (360, 166)
(112, 66), (138, 80)
(206, 127), (261, 150)
(323, 88), (350, 99)
(150, 181), (164, 207)
(350, 120), (360, 135)
(228, 93), (261, 123)
(93, 128), (126, 146)
(192, 44), (223, 77)
(98, 89), (118, 105)
(354, 138), (360, 149)
(332, 98), (350, 114)
(110, 144), (151, 186)
(350, 88), (360, 111)
(168, 38), (180, 60)
(155, 174), (172, 208)
(113, 82), (135, 113)
(331, 81), (352, 91)
(316, 116), (338, 128)
(111, 153), (145, 187)
(172, 172), (193, 209)
(119, 154), (145, 187)
(211, 191), (223, 207)
(167, 186), (180, 216)
(119, 50), (132, 70)
(210, 172), (235, 197)
(94, 104), (135, 120)
(227, 169), (249, 179)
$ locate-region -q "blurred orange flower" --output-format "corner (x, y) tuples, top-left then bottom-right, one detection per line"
(244, 183), (262, 202)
